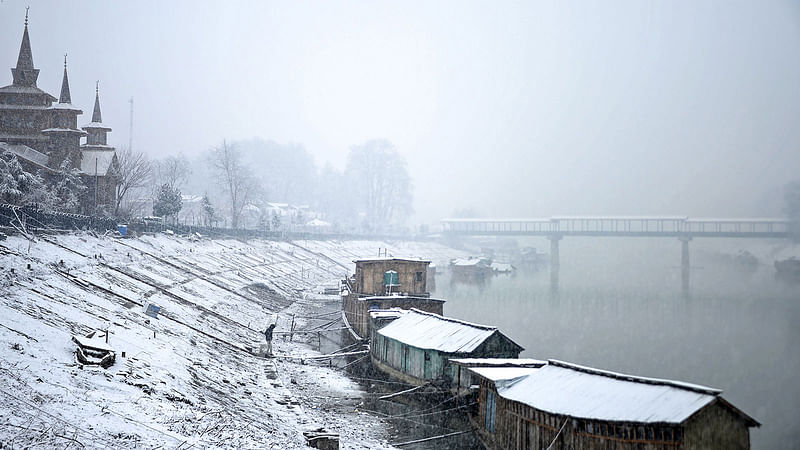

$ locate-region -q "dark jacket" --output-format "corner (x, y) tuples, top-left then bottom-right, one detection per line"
(265, 324), (276, 341)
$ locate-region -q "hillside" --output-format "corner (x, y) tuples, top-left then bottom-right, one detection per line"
(0, 231), (465, 448)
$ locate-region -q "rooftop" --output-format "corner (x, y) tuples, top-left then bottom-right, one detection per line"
(492, 359), (759, 425)
(377, 308), (521, 353)
(354, 257), (431, 263)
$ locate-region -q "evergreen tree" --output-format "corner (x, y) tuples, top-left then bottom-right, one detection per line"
(271, 211), (281, 231)
(153, 183), (182, 224)
(0, 151), (52, 207)
(51, 158), (86, 213)
(201, 193), (216, 227)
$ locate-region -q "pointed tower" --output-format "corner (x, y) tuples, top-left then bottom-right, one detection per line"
(81, 82), (119, 214)
(10, 9), (40, 88)
(83, 82), (112, 146)
(43, 55), (86, 169)
(0, 10), (58, 152)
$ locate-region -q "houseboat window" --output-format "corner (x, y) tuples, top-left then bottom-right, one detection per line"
(664, 428), (673, 441)
(601, 424), (607, 436)
(415, 271), (423, 282)
(486, 390), (497, 433)
(615, 426), (622, 438)
(586, 423), (593, 434)
(636, 426), (644, 440)
(674, 428), (682, 441)
(646, 427), (654, 440)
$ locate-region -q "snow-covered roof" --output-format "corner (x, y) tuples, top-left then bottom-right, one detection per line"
(47, 102), (83, 112)
(377, 308), (521, 353)
(306, 218), (331, 227)
(354, 257), (431, 263)
(41, 127), (87, 135)
(82, 121), (111, 130)
(361, 295), (445, 303)
(72, 330), (114, 353)
(368, 308), (407, 320)
(470, 366), (542, 382)
(451, 258), (488, 267)
(0, 84), (56, 99)
(0, 142), (49, 167)
(449, 358), (546, 368)
(495, 360), (728, 424)
(80, 150), (116, 176)
(491, 262), (515, 271)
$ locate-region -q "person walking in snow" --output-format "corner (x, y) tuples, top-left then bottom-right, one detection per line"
(264, 323), (276, 356)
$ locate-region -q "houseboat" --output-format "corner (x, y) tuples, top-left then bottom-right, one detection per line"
(341, 257), (443, 340)
(468, 359), (760, 450)
(369, 308), (523, 387)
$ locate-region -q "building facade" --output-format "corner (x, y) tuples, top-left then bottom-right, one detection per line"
(0, 12), (119, 214)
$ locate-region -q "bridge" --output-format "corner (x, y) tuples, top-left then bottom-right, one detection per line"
(441, 216), (792, 296)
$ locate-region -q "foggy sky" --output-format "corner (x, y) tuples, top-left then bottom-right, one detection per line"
(1, 1), (798, 223)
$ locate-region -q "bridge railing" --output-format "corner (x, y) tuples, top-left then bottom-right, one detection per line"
(442, 217), (791, 237)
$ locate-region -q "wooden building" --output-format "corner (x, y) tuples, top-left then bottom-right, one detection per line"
(370, 308), (523, 386)
(350, 257), (431, 296)
(470, 359), (760, 450)
(342, 257), (442, 339)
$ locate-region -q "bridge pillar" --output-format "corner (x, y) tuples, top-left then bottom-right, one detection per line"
(680, 236), (691, 298)
(549, 235), (562, 294)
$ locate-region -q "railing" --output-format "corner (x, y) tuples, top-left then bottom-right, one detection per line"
(441, 217), (792, 238)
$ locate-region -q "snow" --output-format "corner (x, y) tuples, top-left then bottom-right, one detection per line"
(82, 121), (111, 130)
(377, 308), (499, 353)
(0, 233), (474, 448)
(1, 233), (464, 448)
(449, 358), (546, 367)
(469, 366), (542, 382)
(0, 142), (49, 167)
(495, 360), (722, 424)
(47, 102), (83, 111)
(79, 150), (115, 175)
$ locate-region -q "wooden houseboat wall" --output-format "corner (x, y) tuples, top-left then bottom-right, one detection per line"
(470, 360), (759, 450)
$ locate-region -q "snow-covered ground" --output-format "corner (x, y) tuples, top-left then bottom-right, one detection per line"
(0, 232), (466, 449)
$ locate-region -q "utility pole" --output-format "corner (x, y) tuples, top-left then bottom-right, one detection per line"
(128, 97), (134, 151)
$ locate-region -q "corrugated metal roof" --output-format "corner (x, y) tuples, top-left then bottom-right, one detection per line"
(0, 142), (49, 167)
(496, 360), (720, 424)
(377, 308), (514, 353)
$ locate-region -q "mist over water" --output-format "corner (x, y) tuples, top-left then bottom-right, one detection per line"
(434, 237), (799, 449)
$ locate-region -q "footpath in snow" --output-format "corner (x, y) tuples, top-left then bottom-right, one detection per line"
(0, 231), (466, 449)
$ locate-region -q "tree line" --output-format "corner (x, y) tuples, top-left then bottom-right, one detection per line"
(105, 138), (412, 232)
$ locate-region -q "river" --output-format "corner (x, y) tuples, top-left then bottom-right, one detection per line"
(433, 236), (799, 449)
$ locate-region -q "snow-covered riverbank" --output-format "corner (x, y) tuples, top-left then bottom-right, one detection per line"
(0, 232), (466, 448)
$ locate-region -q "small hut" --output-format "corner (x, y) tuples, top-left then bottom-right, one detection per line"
(469, 359), (760, 450)
(370, 308), (523, 386)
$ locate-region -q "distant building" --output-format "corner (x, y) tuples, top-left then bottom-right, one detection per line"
(0, 12), (119, 213)
(469, 359), (760, 450)
(370, 308), (524, 386)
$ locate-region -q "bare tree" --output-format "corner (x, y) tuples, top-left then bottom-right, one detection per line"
(114, 146), (152, 217)
(208, 140), (259, 228)
(345, 139), (412, 229)
(152, 154), (191, 192)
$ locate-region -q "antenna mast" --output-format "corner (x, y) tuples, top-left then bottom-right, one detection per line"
(128, 97), (134, 151)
